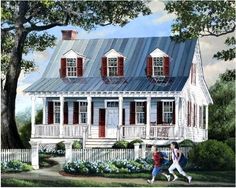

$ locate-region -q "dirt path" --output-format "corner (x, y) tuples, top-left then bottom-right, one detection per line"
(1, 157), (235, 187)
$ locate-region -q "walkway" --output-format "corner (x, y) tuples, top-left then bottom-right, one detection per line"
(1, 157), (235, 187)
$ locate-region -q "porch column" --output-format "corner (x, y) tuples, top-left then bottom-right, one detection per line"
(64, 141), (73, 163)
(42, 97), (46, 125)
(30, 141), (39, 169)
(174, 97), (179, 139)
(146, 96), (151, 139)
(118, 96), (123, 140)
(205, 105), (208, 130)
(31, 96), (36, 137)
(87, 96), (92, 137)
(59, 96), (64, 138)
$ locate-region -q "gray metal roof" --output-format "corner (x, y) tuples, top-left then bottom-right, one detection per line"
(25, 37), (197, 93)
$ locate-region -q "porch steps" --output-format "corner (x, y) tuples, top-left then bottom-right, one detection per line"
(85, 138), (117, 148)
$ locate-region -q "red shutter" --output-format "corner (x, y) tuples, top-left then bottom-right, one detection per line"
(146, 56), (153, 77)
(187, 101), (190, 126)
(99, 109), (106, 137)
(64, 102), (68, 124)
(118, 56), (124, 76)
(77, 57), (83, 77)
(130, 102), (135, 124)
(91, 102), (94, 124)
(143, 102), (147, 124)
(48, 102), (53, 124)
(163, 56), (170, 76)
(122, 109), (125, 125)
(101, 57), (107, 77)
(157, 101), (162, 124)
(190, 102), (192, 127)
(60, 58), (66, 78)
(73, 102), (79, 124)
(172, 101), (175, 124)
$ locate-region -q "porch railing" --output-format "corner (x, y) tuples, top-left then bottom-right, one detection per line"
(121, 125), (146, 139)
(34, 124), (83, 138)
(150, 125), (175, 139)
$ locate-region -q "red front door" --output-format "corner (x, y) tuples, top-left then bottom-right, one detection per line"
(99, 109), (106, 138)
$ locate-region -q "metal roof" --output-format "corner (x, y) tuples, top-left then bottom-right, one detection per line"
(25, 37), (197, 93)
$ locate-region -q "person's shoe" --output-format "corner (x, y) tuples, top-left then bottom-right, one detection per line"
(166, 175), (171, 182)
(187, 176), (192, 184)
(172, 176), (178, 182)
(147, 180), (153, 184)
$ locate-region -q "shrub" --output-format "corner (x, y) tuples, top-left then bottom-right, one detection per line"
(112, 140), (129, 149)
(127, 139), (143, 149)
(1, 160), (32, 172)
(189, 140), (235, 170)
(63, 158), (152, 175)
(72, 140), (82, 149)
(179, 139), (196, 147)
(56, 142), (65, 150)
(224, 138), (235, 152)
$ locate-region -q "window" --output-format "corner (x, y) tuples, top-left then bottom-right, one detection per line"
(108, 58), (118, 76)
(163, 102), (173, 123)
(79, 102), (87, 124)
(136, 102), (145, 124)
(107, 101), (119, 108)
(153, 57), (163, 77)
(67, 58), (77, 77)
(54, 102), (60, 124)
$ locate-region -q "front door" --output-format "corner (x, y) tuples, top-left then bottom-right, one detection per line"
(99, 109), (106, 138)
(106, 106), (119, 138)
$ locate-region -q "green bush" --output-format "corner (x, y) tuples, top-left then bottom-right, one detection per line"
(189, 140), (235, 170)
(56, 142), (65, 151)
(127, 139), (143, 149)
(112, 140), (129, 149)
(72, 140), (82, 149)
(179, 139), (196, 147)
(1, 160), (32, 172)
(224, 138), (235, 152)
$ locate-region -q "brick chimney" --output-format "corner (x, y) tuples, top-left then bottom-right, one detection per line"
(61, 30), (78, 40)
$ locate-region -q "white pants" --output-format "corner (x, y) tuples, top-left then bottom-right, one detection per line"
(168, 162), (187, 176)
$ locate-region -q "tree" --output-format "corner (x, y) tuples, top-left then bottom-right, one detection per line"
(208, 70), (235, 140)
(165, 1), (235, 61)
(1, 1), (151, 148)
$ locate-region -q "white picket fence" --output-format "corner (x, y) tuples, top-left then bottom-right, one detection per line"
(72, 149), (135, 162)
(1, 149), (31, 162)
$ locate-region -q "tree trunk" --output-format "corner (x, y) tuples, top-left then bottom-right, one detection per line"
(1, 2), (28, 148)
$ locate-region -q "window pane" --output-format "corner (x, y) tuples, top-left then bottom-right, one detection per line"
(67, 58), (77, 77)
(108, 58), (118, 76)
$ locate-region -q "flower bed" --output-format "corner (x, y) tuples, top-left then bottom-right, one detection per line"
(64, 158), (153, 175)
(1, 160), (32, 173)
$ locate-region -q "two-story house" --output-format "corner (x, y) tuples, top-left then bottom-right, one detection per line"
(25, 30), (212, 150)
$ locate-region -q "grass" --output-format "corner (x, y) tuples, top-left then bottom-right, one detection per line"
(1, 178), (149, 187)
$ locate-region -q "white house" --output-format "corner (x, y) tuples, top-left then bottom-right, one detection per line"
(25, 30), (213, 168)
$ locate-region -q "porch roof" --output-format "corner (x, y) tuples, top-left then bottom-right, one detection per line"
(24, 76), (188, 93)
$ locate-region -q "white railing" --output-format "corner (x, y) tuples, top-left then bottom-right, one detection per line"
(63, 125), (83, 138)
(72, 149), (135, 162)
(34, 124), (59, 137)
(150, 125), (175, 139)
(34, 124), (83, 138)
(121, 125), (146, 139)
(181, 126), (208, 141)
(1, 149), (31, 162)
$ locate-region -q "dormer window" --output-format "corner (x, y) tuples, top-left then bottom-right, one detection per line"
(147, 48), (170, 78)
(67, 58), (77, 77)
(60, 49), (84, 78)
(153, 57), (164, 77)
(101, 49), (125, 78)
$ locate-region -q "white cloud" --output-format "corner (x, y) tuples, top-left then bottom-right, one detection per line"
(153, 13), (176, 25)
(148, 0), (165, 13)
(204, 61), (235, 87)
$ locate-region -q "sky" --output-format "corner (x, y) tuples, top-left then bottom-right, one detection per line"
(16, 0), (235, 114)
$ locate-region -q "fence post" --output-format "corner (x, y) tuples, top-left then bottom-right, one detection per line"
(30, 141), (39, 169)
(141, 143), (146, 158)
(134, 143), (140, 160)
(64, 141), (73, 164)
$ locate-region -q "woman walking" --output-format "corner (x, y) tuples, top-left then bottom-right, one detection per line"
(168, 142), (192, 183)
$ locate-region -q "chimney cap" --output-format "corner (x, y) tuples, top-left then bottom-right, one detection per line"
(61, 30), (78, 40)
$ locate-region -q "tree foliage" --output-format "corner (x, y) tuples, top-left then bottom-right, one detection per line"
(165, 1), (235, 61)
(208, 70), (235, 140)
